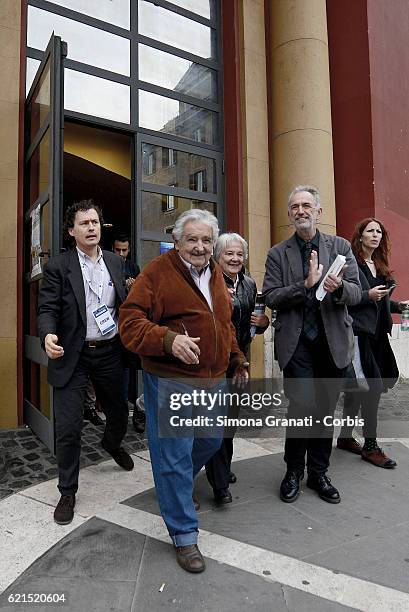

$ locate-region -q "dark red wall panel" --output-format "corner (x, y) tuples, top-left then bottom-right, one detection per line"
(326, 0), (375, 241)
(221, 0), (243, 234)
(367, 0), (409, 294)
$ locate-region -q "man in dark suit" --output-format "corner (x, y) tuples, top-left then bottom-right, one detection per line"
(113, 232), (145, 433)
(38, 200), (134, 526)
(262, 185), (361, 504)
(113, 233), (140, 292)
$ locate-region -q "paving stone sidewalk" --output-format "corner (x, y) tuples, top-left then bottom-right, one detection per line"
(0, 380), (407, 500)
(0, 417), (147, 500)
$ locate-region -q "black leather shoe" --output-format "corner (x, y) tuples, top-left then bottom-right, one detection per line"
(101, 439), (134, 471)
(214, 488), (232, 504)
(54, 494), (75, 525)
(229, 471), (237, 484)
(175, 544), (205, 573)
(84, 407), (104, 427)
(132, 409), (146, 434)
(307, 474), (340, 504)
(280, 471), (303, 503)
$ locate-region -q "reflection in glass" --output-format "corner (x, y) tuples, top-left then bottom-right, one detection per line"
(26, 57), (41, 97)
(28, 60), (50, 142)
(142, 143), (216, 193)
(42, 201), (50, 257)
(141, 191), (215, 233)
(47, 0), (130, 29)
(138, 45), (217, 102)
(138, 0), (214, 59)
(27, 361), (51, 419)
(27, 275), (40, 335)
(29, 130), (50, 208)
(166, 0), (213, 19)
(65, 69), (130, 123)
(139, 90), (217, 145)
(140, 240), (169, 270)
(28, 6), (130, 76)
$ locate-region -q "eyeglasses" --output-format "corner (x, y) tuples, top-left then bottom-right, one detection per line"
(289, 203), (317, 212)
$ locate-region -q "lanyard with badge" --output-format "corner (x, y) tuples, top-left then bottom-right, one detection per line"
(82, 258), (116, 335)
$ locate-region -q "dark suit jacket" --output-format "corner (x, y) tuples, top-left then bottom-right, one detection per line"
(123, 259), (140, 281)
(262, 232), (362, 370)
(38, 248), (126, 388)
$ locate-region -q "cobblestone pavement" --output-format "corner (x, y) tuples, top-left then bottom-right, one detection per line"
(0, 416), (147, 500)
(376, 380), (409, 420)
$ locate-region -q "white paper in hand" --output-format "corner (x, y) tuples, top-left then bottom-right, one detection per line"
(315, 254), (346, 301)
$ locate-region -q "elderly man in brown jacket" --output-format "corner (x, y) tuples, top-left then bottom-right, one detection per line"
(120, 209), (247, 573)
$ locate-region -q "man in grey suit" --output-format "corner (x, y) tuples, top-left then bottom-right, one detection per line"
(262, 185), (361, 504)
(38, 200), (134, 526)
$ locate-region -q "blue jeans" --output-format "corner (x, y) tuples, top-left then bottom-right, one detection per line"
(143, 371), (222, 546)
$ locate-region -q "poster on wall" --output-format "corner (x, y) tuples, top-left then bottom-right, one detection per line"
(160, 241), (174, 254)
(30, 205), (42, 279)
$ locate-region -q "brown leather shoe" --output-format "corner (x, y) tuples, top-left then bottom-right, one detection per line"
(175, 544), (205, 573)
(361, 447), (397, 468)
(337, 437), (363, 455)
(54, 494), (75, 525)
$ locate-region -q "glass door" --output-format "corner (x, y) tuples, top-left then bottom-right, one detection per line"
(23, 35), (66, 452)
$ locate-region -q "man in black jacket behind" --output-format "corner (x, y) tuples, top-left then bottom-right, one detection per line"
(113, 232), (140, 292)
(38, 200), (134, 526)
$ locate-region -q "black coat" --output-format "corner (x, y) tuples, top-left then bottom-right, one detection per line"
(223, 271), (264, 358)
(38, 248), (126, 388)
(348, 263), (400, 389)
(348, 264), (400, 336)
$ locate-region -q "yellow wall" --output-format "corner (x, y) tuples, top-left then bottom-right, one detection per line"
(238, 0), (271, 377)
(64, 122), (131, 179)
(0, 1), (21, 427)
(268, 0), (336, 243)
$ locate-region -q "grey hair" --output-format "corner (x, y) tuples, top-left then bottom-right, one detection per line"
(213, 233), (248, 262)
(288, 185), (321, 209)
(172, 208), (219, 242)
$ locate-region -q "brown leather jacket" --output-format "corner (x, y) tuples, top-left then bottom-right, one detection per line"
(119, 249), (245, 379)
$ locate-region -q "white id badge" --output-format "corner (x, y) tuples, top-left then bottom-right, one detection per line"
(92, 303), (116, 335)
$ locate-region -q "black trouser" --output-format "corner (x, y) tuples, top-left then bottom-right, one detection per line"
(54, 339), (128, 496)
(283, 332), (345, 477)
(341, 389), (381, 439)
(205, 390), (239, 492)
(205, 438), (234, 492)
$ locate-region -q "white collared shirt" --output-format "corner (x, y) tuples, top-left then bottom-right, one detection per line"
(179, 255), (213, 311)
(76, 246), (117, 340)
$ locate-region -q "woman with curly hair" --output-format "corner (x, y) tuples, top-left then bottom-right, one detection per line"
(337, 218), (408, 467)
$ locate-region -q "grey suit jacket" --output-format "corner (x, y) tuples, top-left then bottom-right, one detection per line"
(38, 248), (126, 388)
(262, 232), (362, 370)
